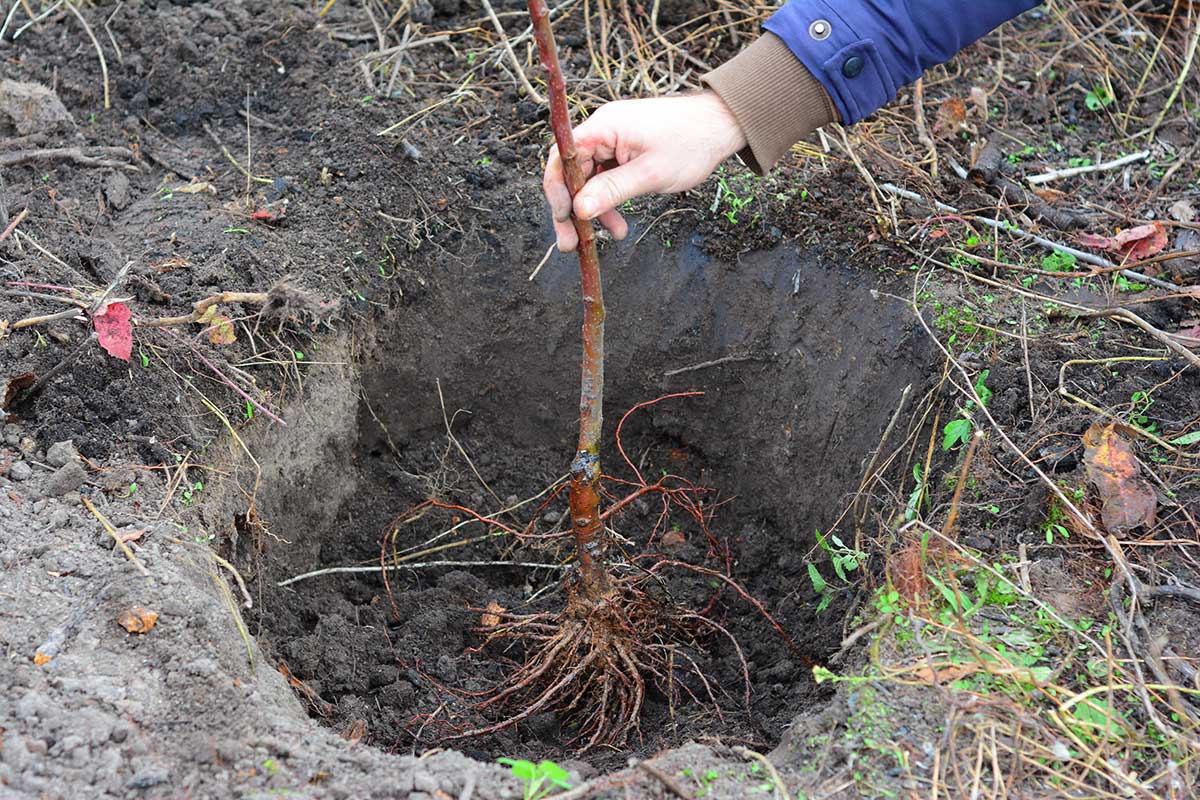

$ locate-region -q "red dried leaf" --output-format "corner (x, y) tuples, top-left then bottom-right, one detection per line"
(93, 302), (132, 361)
(1078, 222), (1168, 261)
(1082, 423), (1157, 535)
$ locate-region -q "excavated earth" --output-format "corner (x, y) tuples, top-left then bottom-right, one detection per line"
(2, 1), (944, 798)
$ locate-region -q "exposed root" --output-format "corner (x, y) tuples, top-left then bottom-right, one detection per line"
(454, 570), (728, 751)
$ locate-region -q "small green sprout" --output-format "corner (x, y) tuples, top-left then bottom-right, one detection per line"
(1085, 85), (1114, 111)
(497, 758), (571, 800)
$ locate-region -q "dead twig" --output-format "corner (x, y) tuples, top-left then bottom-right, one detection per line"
(0, 146), (133, 169)
(881, 182), (1181, 292)
(636, 761), (693, 800)
(481, 0), (545, 103)
(0, 207), (28, 245)
(65, 0), (110, 109)
(1025, 150), (1150, 186)
(911, 77), (938, 180)
(82, 495), (150, 577)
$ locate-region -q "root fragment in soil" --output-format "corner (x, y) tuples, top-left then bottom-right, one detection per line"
(456, 570), (730, 751)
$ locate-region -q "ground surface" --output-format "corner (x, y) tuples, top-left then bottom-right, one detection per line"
(2, 1), (1199, 799)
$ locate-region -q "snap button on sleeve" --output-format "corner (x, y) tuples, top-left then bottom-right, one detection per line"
(841, 55), (865, 78)
(808, 19), (831, 40)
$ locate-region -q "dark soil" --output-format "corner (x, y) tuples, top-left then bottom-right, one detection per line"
(1, 0), (932, 776)
(3, 1), (1199, 797)
(253, 231), (932, 766)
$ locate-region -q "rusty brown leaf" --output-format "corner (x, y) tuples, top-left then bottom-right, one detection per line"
(117, 606), (159, 634)
(1078, 222), (1168, 261)
(910, 661), (980, 684)
(661, 529), (686, 547)
(1082, 423), (1157, 535)
(933, 98), (969, 136)
(342, 719), (367, 743)
(889, 543), (925, 606)
(480, 600), (505, 627)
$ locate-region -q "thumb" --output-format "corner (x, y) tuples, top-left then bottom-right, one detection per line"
(574, 158), (663, 220)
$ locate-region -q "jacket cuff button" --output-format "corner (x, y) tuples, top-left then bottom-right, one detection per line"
(842, 55), (865, 78)
(808, 19), (831, 40)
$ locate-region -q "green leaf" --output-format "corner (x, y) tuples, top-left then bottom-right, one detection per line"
(499, 758), (536, 782)
(943, 418), (973, 450)
(832, 557), (847, 582)
(538, 761), (572, 788)
(807, 563), (827, 594)
(1170, 430), (1200, 446)
(812, 665), (838, 684)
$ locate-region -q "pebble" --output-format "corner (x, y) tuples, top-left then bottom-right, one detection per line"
(9, 461), (32, 481)
(46, 440), (78, 468)
(48, 509), (70, 528)
(127, 766), (170, 789)
(45, 462), (87, 496)
(412, 772), (439, 794)
(434, 654), (457, 682)
(32, 499), (47, 514)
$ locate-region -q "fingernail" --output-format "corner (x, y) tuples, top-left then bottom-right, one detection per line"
(578, 197), (598, 219)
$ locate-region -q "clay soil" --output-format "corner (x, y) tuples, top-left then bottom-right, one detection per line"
(2, 1), (1199, 799)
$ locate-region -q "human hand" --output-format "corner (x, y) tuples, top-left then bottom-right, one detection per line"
(542, 90), (746, 251)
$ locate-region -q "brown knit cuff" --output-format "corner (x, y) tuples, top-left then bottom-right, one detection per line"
(702, 32), (836, 175)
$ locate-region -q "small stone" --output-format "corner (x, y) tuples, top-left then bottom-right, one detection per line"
(413, 772), (439, 793)
(434, 654), (457, 682)
(103, 172), (131, 211)
(32, 499), (47, 514)
(9, 461), (32, 481)
(48, 509), (69, 529)
(542, 510), (561, 525)
(45, 462), (87, 496)
(128, 766), (169, 789)
(185, 657), (218, 676)
(46, 440), (78, 468)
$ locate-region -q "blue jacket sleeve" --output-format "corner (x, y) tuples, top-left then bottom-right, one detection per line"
(764, 0), (1041, 124)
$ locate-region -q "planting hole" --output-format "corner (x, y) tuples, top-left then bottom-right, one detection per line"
(245, 230), (931, 768)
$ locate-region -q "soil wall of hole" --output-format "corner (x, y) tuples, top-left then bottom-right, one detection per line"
(238, 224), (933, 767)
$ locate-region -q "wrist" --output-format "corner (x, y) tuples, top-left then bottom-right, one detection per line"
(696, 89), (748, 161)
(701, 33), (836, 175)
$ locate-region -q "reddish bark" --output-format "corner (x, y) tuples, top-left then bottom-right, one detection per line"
(528, 0), (608, 599)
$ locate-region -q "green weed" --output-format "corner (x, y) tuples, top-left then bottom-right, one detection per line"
(497, 759), (571, 800)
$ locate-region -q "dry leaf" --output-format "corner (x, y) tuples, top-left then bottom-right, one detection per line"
(911, 661), (980, 684)
(480, 600), (505, 627)
(1033, 187), (1067, 203)
(933, 98), (969, 136)
(1169, 200), (1196, 223)
(33, 652), (50, 666)
(118, 528), (145, 543)
(93, 301), (133, 361)
(2, 371), (36, 414)
(661, 529), (686, 547)
(117, 606), (159, 634)
(0, 319), (9, 340)
(1082, 423), (1157, 534)
(969, 86), (989, 120)
(172, 180), (216, 195)
(207, 315), (236, 345)
(890, 544), (925, 606)
(197, 305), (237, 345)
(342, 719), (367, 743)
(1078, 222), (1168, 261)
